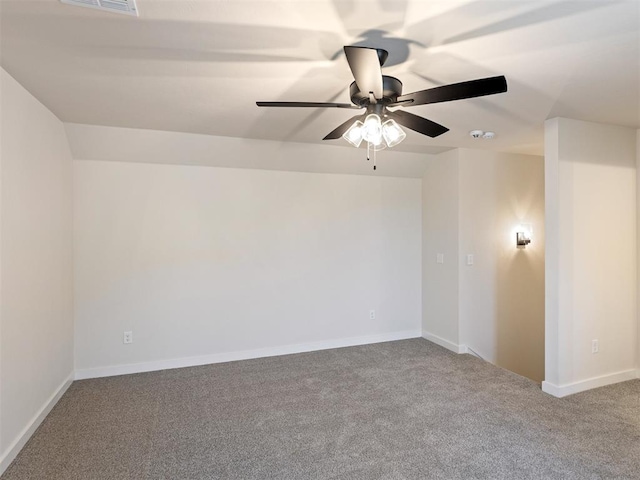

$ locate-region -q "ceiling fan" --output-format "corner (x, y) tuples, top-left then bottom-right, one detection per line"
(257, 46), (507, 165)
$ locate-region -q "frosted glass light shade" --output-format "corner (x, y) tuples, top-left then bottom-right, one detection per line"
(382, 119), (406, 147)
(517, 223), (533, 238)
(342, 120), (364, 147)
(362, 114), (383, 145)
(370, 141), (387, 151)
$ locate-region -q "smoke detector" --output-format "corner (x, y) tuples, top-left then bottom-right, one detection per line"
(469, 130), (496, 139)
(60, 0), (139, 16)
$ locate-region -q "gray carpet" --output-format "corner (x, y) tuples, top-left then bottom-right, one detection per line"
(3, 339), (639, 479)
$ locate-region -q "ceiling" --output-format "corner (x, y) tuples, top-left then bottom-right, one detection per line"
(1, 0), (638, 157)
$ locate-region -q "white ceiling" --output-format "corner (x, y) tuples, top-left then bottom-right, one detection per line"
(1, 0), (639, 157)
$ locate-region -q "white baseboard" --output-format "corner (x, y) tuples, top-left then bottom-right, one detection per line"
(422, 331), (467, 354)
(0, 373), (73, 476)
(75, 329), (422, 380)
(541, 381), (562, 397)
(542, 369), (638, 398)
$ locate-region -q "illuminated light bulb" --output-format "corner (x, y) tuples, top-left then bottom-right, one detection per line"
(342, 120), (364, 147)
(382, 119), (406, 147)
(362, 114), (382, 145)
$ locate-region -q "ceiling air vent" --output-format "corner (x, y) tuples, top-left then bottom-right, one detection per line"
(60, 0), (138, 16)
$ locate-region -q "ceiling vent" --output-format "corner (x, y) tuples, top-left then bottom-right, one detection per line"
(60, 0), (138, 16)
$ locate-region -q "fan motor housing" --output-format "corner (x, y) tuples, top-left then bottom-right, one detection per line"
(350, 76), (403, 106)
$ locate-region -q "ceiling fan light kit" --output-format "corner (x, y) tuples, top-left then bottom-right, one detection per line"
(257, 45), (508, 171)
(348, 113), (408, 150)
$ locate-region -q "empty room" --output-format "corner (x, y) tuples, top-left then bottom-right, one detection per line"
(1, 0), (639, 478)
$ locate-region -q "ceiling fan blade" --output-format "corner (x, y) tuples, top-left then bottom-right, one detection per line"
(257, 101), (361, 109)
(323, 114), (366, 140)
(393, 76), (507, 106)
(386, 110), (449, 138)
(343, 46), (384, 99)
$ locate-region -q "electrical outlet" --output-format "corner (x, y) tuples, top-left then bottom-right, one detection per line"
(123, 331), (133, 344)
(369, 309), (376, 320)
(591, 339), (598, 354)
(436, 253), (444, 264)
(467, 254), (474, 266)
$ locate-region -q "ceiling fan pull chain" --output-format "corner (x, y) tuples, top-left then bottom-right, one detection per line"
(367, 141), (370, 161)
(373, 145), (377, 171)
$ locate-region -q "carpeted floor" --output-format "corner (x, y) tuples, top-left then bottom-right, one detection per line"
(3, 338), (639, 479)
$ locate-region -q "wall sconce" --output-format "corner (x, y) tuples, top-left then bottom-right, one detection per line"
(516, 224), (532, 248)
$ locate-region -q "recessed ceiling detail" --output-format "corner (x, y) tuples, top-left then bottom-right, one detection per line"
(60, 0), (138, 17)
